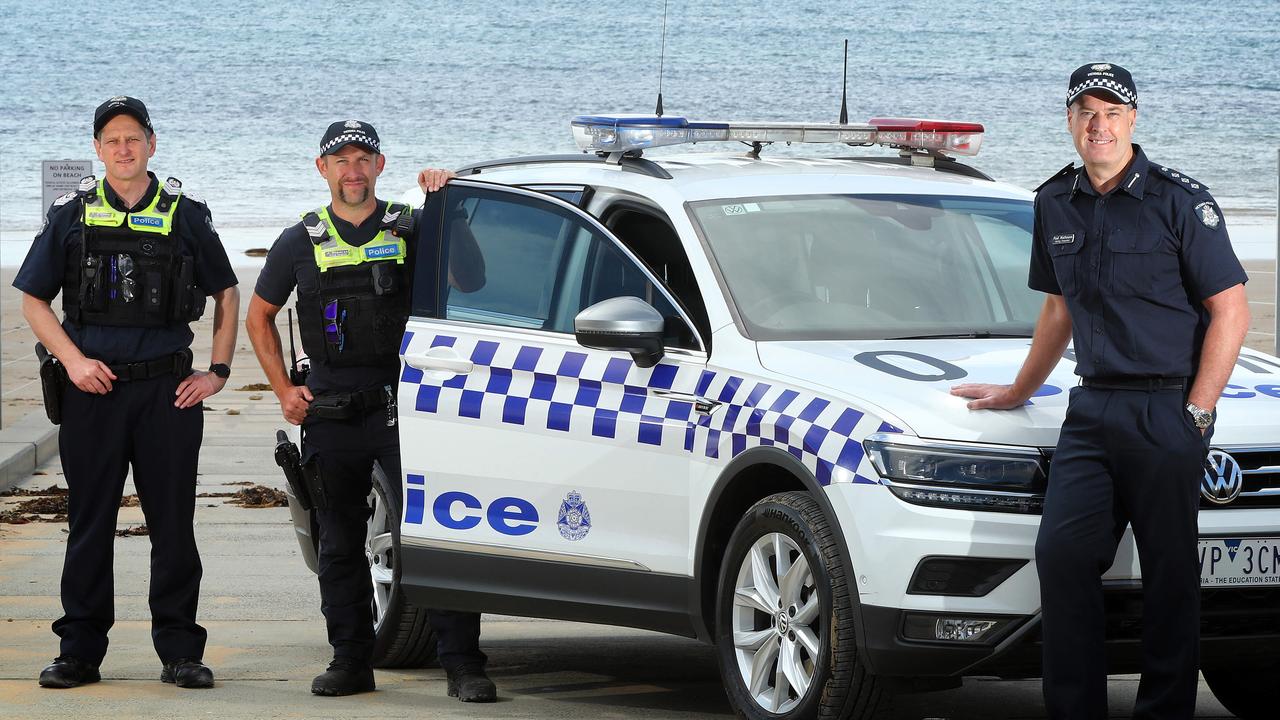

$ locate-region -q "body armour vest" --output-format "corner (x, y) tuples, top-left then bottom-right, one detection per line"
(296, 203), (413, 368)
(63, 176), (206, 328)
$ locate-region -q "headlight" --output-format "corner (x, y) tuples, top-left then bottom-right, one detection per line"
(864, 436), (1048, 514)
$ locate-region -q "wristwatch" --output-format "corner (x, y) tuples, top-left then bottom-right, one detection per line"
(1186, 402), (1213, 430)
(209, 363), (231, 379)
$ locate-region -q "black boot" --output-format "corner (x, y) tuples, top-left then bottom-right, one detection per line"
(311, 658), (375, 696)
(446, 663), (497, 702)
(160, 658), (214, 688)
(38, 656), (101, 689)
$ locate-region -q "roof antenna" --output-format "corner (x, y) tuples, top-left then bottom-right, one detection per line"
(838, 38), (849, 125)
(655, 0), (668, 116)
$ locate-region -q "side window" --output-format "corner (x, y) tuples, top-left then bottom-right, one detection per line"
(426, 184), (698, 349)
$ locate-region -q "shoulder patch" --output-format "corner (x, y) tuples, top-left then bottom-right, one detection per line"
(182, 190), (205, 205)
(1193, 201), (1221, 229)
(52, 190), (78, 207)
(1035, 162), (1076, 193)
(1150, 164), (1208, 193)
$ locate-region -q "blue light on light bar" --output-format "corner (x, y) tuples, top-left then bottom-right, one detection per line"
(570, 114), (983, 156)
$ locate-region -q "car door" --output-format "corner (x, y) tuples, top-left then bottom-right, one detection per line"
(397, 180), (711, 583)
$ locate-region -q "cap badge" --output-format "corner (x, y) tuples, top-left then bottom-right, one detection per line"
(108, 95), (128, 103)
(1195, 202), (1220, 229)
(344, 120), (362, 129)
(1091, 63), (1112, 71)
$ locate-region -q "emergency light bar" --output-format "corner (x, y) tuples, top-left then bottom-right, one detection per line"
(571, 114), (983, 156)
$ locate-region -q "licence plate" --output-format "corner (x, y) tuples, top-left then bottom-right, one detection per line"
(1198, 537), (1280, 587)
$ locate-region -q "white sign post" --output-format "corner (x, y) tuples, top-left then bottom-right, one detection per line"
(41, 160), (93, 212)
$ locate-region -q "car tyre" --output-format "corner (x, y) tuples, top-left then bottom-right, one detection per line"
(715, 491), (890, 720)
(368, 462), (438, 668)
(1204, 665), (1275, 719)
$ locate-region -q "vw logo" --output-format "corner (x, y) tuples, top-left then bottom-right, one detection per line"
(1201, 450), (1243, 505)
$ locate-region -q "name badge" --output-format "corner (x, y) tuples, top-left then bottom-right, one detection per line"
(1051, 233), (1076, 245)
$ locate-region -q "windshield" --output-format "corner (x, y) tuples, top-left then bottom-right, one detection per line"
(689, 194), (1041, 341)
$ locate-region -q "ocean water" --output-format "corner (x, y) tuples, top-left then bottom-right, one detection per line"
(1, 0), (1277, 248)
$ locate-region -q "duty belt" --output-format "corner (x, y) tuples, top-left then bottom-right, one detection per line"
(1080, 376), (1188, 391)
(107, 349), (193, 381)
(307, 384), (396, 420)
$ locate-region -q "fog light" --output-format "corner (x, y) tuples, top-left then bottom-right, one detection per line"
(902, 612), (1019, 644)
(935, 618), (997, 641)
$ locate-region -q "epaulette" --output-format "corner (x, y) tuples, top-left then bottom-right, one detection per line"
(53, 175), (96, 209)
(1034, 163), (1076, 193)
(302, 211), (330, 245)
(1150, 165), (1208, 194)
(156, 176), (183, 213)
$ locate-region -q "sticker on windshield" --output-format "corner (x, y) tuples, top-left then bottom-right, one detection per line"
(721, 203), (760, 216)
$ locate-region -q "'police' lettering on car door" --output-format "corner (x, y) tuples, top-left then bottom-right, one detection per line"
(404, 473), (538, 536)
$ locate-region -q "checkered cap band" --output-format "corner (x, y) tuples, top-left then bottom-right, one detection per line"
(399, 331), (903, 487)
(321, 131), (380, 155)
(1067, 77), (1136, 105)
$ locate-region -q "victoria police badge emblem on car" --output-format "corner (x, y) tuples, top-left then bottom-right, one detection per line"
(557, 490), (591, 541)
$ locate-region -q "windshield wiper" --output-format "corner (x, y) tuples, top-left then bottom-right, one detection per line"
(886, 332), (1032, 340)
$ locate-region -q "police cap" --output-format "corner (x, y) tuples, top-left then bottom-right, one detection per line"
(93, 96), (153, 136)
(320, 120), (381, 156)
(1066, 63), (1137, 107)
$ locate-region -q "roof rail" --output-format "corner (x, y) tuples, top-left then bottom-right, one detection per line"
(456, 154), (673, 180)
(833, 156), (993, 181)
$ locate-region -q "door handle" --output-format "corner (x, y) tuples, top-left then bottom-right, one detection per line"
(403, 347), (475, 374)
(651, 388), (721, 415)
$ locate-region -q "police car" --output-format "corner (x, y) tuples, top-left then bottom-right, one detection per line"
(285, 114), (1280, 719)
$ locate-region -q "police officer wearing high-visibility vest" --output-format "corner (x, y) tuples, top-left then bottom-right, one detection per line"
(952, 64), (1250, 719)
(245, 120), (490, 698)
(15, 96), (240, 690)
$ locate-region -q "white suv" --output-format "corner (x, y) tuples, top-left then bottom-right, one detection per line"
(285, 115), (1280, 719)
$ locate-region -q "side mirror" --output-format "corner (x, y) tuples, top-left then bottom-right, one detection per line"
(574, 296), (666, 368)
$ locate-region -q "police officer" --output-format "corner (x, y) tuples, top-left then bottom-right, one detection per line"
(16, 96), (240, 689)
(952, 64), (1251, 719)
(244, 120), (491, 699)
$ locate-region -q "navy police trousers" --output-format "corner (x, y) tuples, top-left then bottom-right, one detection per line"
(54, 374), (207, 666)
(1036, 386), (1211, 720)
(302, 408), (485, 670)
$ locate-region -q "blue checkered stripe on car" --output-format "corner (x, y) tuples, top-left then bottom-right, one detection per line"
(400, 331), (899, 486)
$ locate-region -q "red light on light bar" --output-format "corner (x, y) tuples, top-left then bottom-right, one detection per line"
(867, 118), (985, 156)
(868, 118), (985, 133)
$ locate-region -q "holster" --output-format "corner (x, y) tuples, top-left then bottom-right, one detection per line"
(35, 343), (66, 425)
(274, 430), (313, 510)
(302, 455), (328, 510)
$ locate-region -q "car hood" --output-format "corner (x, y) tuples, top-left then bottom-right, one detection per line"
(756, 339), (1280, 447)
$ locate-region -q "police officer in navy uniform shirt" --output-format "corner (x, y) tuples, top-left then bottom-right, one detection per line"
(952, 64), (1251, 719)
(244, 120), (490, 699)
(16, 96), (240, 690)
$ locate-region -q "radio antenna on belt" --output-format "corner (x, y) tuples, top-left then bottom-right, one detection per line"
(288, 308), (300, 385)
(655, 0), (669, 117)
(838, 38), (849, 125)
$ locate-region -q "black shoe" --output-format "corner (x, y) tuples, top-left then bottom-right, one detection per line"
(311, 658), (375, 697)
(446, 664), (496, 703)
(160, 658), (214, 689)
(38, 656), (101, 689)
